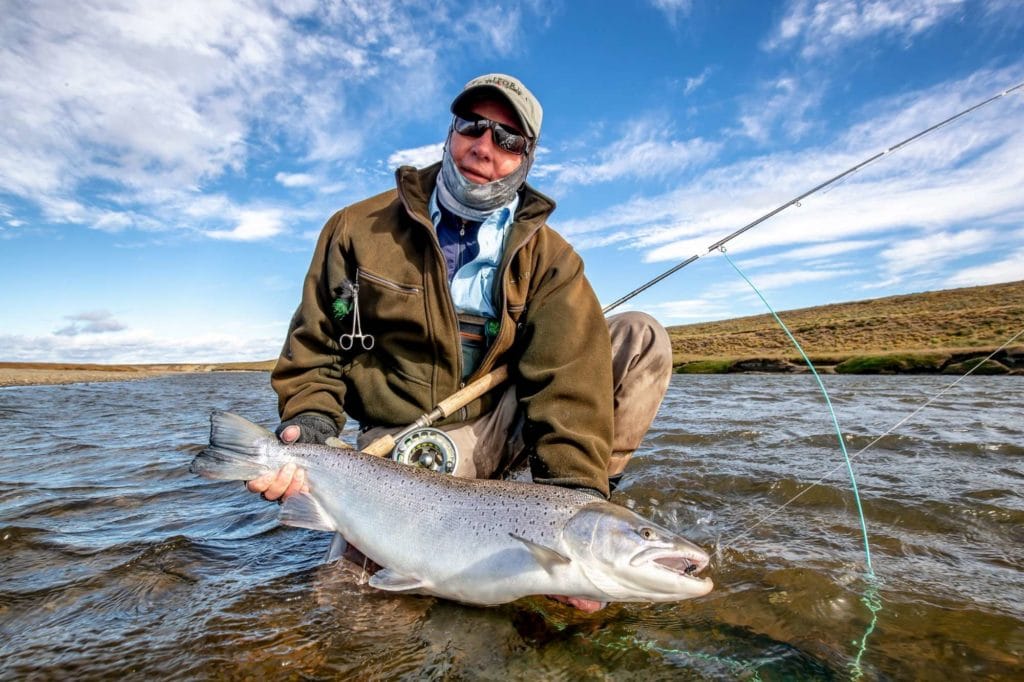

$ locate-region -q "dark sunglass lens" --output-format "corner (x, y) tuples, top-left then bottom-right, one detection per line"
(492, 126), (527, 154)
(453, 115), (488, 138)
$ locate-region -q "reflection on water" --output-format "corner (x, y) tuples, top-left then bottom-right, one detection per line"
(1, 373), (1022, 679)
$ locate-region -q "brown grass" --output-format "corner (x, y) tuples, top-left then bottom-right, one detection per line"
(0, 360), (276, 387)
(668, 280), (1024, 369)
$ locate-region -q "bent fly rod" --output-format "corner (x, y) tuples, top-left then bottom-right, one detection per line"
(602, 80), (1024, 314)
(362, 80), (1023, 470)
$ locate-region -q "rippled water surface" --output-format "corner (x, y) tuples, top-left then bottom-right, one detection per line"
(1, 373), (1022, 680)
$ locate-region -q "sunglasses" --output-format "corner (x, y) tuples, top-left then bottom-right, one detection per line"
(452, 114), (531, 155)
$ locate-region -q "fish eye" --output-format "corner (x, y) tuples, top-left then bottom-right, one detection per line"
(639, 527), (657, 541)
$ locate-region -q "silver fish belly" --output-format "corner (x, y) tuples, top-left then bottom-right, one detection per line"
(190, 411), (713, 606)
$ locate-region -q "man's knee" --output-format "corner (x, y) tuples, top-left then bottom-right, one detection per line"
(607, 311), (673, 377)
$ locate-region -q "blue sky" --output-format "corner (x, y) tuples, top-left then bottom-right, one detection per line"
(2, 0), (1022, 363)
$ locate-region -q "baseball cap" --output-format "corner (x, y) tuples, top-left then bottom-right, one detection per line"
(450, 73), (543, 140)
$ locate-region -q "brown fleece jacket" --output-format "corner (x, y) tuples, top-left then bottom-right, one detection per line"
(272, 163), (614, 495)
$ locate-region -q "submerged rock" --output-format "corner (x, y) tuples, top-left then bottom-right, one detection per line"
(835, 353), (949, 374)
(941, 358), (1010, 375)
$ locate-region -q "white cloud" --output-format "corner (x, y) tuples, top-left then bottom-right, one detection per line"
(0, 330), (280, 364)
(560, 67), (1024, 284)
(881, 228), (994, 276)
(0, 1), (544, 239)
(946, 248), (1024, 287)
(643, 297), (733, 322)
(713, 265), (859, 296)
(683, 67), (712, 95)
(548, 116), (720, 186)
(387, 143), (445, 169)
(632, 266), (858, 327)
(737, 239), (884, 269)
(275, 172), (318, 188)
(648, 0), (694, 24)
(734, 76), (823, 143)
(205, 209), (286, 241)
(0, 0), (280, 200)
(765, 0), (967, 58)
(54, 310), (127, 337)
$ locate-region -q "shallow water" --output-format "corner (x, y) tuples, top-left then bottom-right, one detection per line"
(1, 372), (1022, 680)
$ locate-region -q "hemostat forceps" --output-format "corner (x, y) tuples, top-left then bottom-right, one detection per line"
(339, 283), (374, 351)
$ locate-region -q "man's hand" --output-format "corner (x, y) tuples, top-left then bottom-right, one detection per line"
(246, 461), (307, 501)
(246, 424), (307, 501)
(247, 413), (340, 501)
(275, 413), (338, 444)
(278, 424), (301, 444)
(547, 595), (607, 613)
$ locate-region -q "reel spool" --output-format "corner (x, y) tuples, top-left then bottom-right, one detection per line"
(391, 427), (458, 474)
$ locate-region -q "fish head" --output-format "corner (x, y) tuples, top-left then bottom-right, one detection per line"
(562, 502), (713, 601)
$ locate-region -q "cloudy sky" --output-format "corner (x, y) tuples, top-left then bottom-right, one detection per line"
(2, 0), (1022, 363)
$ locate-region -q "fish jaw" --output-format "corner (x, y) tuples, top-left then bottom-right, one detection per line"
(562, 503), (715, 602)
(627, 545), (714, 599)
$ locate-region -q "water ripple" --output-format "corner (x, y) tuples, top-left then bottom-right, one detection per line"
(1, 373), (1022, 678)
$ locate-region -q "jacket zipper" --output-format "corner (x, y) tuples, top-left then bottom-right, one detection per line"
(474, 221), (544, 376)
(397, 191), (465, 395)
(357, 267), (422, 294)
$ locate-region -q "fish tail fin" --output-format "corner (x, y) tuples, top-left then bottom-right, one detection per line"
(190, 410), (279, 481)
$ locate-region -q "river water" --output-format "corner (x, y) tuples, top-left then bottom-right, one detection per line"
(1, 373), (1021, 680)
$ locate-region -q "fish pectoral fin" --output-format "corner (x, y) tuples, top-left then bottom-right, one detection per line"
(279, 492), (335, 532)
(509, 533), (571, 574)
(368, 569), (426, 593)
(323, 532), (348, 563)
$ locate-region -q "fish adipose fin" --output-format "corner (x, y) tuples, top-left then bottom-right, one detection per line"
(190, 410), (276, 481)
(324, 532), (348, 563)
(279, 492), (337, 532)
(509, 533), (571, 574)
(368, 569), (426, 593)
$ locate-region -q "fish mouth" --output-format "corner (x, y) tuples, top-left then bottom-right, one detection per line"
(631, 548), (710, 583)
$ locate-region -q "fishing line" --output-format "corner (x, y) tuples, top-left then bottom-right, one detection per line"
(717, 249), (881, 680)
(717, 249), (874, 574)
(601, 80), (1024, 315)
(704, 285), (1022, 678)
(720, 324), (1024, 548)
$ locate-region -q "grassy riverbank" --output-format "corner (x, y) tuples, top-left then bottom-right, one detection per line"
(4, 281), (1022, 385)
(669, 279), (1024, 374)
(0, 361), (276, 387)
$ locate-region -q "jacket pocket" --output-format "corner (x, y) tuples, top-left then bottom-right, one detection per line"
(355, 267), (431, 385)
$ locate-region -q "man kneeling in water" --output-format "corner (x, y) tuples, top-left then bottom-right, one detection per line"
(248, 73), (673, 612)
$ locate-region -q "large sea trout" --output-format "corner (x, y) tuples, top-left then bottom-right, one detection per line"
(191, 411), (713, 606)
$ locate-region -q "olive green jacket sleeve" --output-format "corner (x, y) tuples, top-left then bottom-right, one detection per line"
(514, 239), (615, 498)
(271, 211), (350, 431)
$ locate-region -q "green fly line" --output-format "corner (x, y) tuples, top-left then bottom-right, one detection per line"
(720, 248), (880, 679)
(720, 248), (874, 575)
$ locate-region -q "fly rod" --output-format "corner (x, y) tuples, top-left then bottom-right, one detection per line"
(602, 80), (1024, 314)
(362, 80), (1023, 467)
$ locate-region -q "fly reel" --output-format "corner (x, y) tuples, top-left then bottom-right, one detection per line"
(390, 427), (458, 474)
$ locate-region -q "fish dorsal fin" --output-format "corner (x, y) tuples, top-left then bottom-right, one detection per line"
(279, 492), (336, 532)
(368, 569), (426, 593)
(323, 532), (348, 563)
(509, 533), (571, 574)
